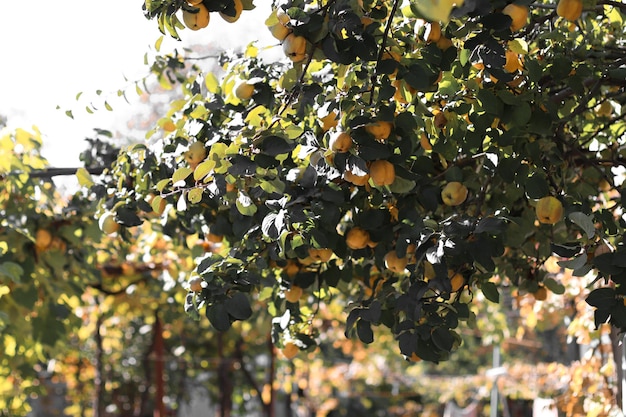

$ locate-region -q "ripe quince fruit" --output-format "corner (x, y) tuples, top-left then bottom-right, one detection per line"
(502, 4), (528, 31)
(282, 33), (307, 63)
(441, 182), (468, 206)
(182, 3), (210, 30)
(535, 196), (564, 225)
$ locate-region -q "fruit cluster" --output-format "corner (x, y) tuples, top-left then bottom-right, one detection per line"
(181, 0), (244, 31)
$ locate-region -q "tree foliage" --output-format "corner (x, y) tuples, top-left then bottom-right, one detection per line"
(125, 0), (626, 363)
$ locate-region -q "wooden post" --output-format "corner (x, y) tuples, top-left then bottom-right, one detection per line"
(154, 315), (166, 417)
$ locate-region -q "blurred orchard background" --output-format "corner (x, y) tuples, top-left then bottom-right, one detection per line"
(0, 1), (625, 417)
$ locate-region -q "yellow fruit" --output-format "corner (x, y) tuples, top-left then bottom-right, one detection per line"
(441, 182), (468, 206)
(285, 285), (303, 303)
(219, 0), (243, 23)
(162, 120), (177, 132)
(384, 250), (408, 273)
(35, 229), (53, 251)
(535, 196), (564, 225)
(182, 3), (210, 30)
(189, 277), (204, 292)
(308, 248), (334, 262)
(369, 160), (396, 187)
(186, 0), (203, 5)
(556, 0), (583, 21)
(99, 212), (120, 235)
(365, 120), (393, 140)
(281, 342), (299, 359)
(532, 285), (548, 301)
(206, 232), (223, 243)
(503, 50), (523, 73)
(275, 7), (290, 25)
(185, 141), (207, 165)
(282, 34), (307, 63)
(435, 37), (454, 51)
(269, 22), (291, 41)
(282, 260), (300, 278)
(409, 352), (422, 362)
(423, 21), (441, 43)
(329, 131), (353, 153)
(343, 169), (370, 186)
(502, 4), (528, 31)
(234, 79), (255, 100)
(346, 227), (370, 250)
(420, 133), (432, 151)
(449, 271), (464, 292)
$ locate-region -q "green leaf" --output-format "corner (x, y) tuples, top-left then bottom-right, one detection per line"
(225, 293), (252, 320)
(586, 287), (616, 308)
(236, 191), (257, 216)
(476, 89), (503, 116)
(432, 327), (455, 351)
(543, 277), (565, 295)
(356, 319), (374, 344)
(568, 212), (595, 239)
(481, 281), (500, 303)
(0, 262), (23, 283)
(557, 253), (587, 270)
(207, 303), (232, 331)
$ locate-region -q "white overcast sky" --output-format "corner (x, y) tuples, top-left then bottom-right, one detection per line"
(0, 0), (276, 170)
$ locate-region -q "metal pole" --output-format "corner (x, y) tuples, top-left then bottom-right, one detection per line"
(491, 346), (501, 417)
(622, 334), (626, 415)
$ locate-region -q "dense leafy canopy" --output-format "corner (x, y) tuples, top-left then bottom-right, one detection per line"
(124, 0), (626, 363)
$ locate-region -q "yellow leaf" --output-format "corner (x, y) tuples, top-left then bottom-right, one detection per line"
(155, 35), (164, 51)
(194, 159), (216, 181)
(172, 167), (193, 184)
(508, 39), (529, 55)
(188, 188), (203, 204)
(245, 42), (258, 58)
(413, 0), (464, 23)
(76, 167), (94, 188)
(205, 73), (220, 94)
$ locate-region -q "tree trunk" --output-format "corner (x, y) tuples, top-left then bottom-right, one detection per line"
(93, 313), (105, 417)
(611, 326), (623, 410)
(217, 333), (233, 417)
